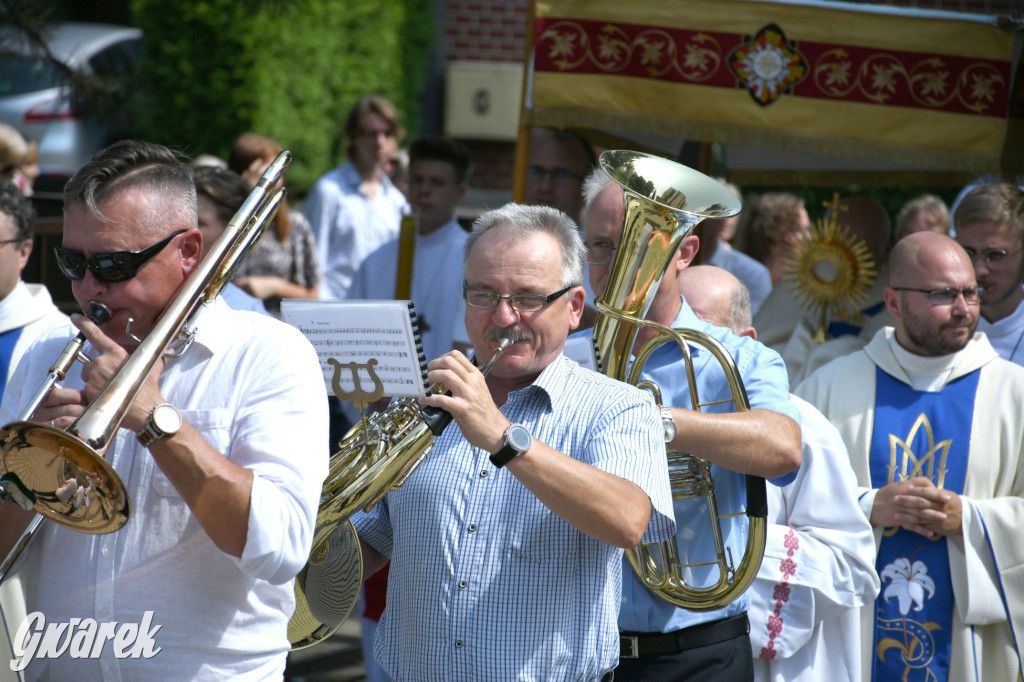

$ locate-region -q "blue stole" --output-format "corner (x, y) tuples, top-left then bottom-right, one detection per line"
(869, 367), (978, 682)
(0, 327), (22, 405)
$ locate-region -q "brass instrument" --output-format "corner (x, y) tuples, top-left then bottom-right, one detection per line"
(593, 150), (766, 611)
(289, 338), (511, 650)
(395, 209), (417, 300)
(0, 151), (291, 581)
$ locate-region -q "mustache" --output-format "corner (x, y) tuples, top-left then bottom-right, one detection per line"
(486, 328), (534, 343)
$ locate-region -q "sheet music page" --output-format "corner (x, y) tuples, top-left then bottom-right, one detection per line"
(563, 334), (598, 372)
(281, 299), (428, 400)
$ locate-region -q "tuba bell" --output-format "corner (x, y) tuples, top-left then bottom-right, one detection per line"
(591, 150), (766, 611)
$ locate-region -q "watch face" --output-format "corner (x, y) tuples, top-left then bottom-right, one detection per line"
(507, 424), (532, 452)
(153, 404), (183, 434)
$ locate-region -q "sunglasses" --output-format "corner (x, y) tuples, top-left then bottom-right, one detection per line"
(54, 230), (187, 283)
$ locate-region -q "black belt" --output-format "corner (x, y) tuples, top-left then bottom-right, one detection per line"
(619, 613), (750, 659)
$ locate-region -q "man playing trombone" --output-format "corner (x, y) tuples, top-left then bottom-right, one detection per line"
(0, 140), (328, 680)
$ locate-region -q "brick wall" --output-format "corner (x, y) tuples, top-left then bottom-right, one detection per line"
(444, 0), (531, 63)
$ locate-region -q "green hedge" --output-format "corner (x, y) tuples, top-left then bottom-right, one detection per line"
(129, 0), (434, 194)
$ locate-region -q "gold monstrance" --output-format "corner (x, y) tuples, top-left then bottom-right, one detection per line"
(784, 195), (878, 343)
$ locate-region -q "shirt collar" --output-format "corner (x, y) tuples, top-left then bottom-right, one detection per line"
(520, 354), (572, 412)
(339, 161), (396, 196)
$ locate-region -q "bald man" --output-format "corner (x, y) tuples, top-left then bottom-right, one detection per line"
(796, 233), (1024, 681)
(680, 266), (879, 682)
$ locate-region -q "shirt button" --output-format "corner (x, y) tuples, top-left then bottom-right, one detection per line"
(99, 607), (110, 617)
(479, 470), (488, 477)
(101, 545), (111, 556)
(455, 640), (463, 648)
(459, 580), (468, 588)
(468, 523), (477, 532)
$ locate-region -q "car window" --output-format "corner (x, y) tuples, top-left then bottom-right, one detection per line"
(87, 39), (141, 81)
(0, 53), (63, 95)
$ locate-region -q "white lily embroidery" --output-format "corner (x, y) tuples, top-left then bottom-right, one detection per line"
(881, 557), (936, 615)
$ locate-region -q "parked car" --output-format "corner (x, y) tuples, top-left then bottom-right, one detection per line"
(0, 22), (142, 192)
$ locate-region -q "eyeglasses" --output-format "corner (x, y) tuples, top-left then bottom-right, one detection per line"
(463, 284), (576, 312)
(891, 286), (983, 305)
(526, 165), (582, 187)
(54, 229), (187, 283)
(0, 238), (24, 248)
(960, 246), (1023, 266)
(584, 241), (618, 265)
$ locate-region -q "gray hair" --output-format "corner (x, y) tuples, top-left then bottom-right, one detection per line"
(464, 203), (586, 289)
(725, 283), (753, 333)
(581, 166), (615, 221)
(64, 139), (197, 235)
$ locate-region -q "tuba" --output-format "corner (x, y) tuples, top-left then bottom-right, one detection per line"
(0, 151), (291, 581)
(592, 150), (766, 611)
(288, 339), (510, 650)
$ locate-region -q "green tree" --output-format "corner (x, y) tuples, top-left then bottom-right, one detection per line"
(130, 0), (434, 193)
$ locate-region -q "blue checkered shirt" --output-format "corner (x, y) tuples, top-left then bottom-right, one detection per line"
(352, 354), (675, 681)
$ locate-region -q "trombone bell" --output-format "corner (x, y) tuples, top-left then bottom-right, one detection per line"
(0, 422), (128, 533)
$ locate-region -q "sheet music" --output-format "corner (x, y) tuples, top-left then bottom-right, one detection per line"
(281, 299), (429, 399)
(563, 334), (598, 372)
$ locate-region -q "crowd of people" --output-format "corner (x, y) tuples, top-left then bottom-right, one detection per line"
(0, 92), (1021, 682)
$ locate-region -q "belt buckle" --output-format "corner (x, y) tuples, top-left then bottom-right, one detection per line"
(620, 636), (639, 659)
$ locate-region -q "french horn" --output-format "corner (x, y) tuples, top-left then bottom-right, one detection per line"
(289, 338), (511, 649)
(592, 150), (766, 611)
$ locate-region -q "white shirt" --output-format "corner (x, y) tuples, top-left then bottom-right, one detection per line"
(303, 161), (407, 300)
(976, 290), (1024, 366)
(346, 218), (468, 363)
(0, 298), (329, 681)
(0, 281), (69, 384)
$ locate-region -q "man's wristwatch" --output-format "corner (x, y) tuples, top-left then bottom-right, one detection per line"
(660, 405), (676, 444)
(137, 403), (183, 448)
(489, 424), (533, 469)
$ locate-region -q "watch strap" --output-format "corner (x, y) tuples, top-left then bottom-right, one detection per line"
(489, 424), (530, 469)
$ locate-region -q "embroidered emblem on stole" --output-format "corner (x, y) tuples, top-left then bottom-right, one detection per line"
(869, 367), (979, 682)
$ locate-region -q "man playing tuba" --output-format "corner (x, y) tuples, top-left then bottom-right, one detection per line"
(582, 165), (801, 681)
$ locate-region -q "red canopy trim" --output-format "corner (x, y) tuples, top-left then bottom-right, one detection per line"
(535, 17), (1011, 118)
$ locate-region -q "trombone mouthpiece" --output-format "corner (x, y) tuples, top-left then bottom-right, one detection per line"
(86, 301), (113, 325)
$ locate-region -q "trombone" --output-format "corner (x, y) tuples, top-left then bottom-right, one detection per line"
(0, 151), (292, 584)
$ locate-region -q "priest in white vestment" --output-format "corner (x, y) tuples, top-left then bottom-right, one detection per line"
(680, 266), (881, 682)
(795, 233), (1024, 682)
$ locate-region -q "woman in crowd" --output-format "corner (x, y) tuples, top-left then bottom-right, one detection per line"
(228, 132), (321, 315)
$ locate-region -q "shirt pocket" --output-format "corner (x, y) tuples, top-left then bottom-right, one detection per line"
(505, 495), (579, 564)
(150, 408), (232, 497)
